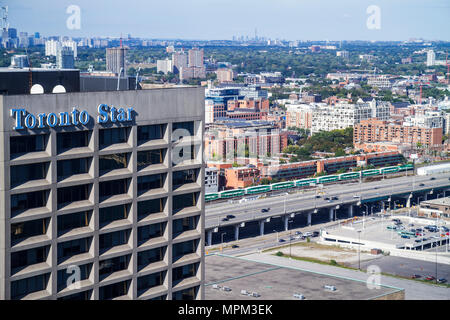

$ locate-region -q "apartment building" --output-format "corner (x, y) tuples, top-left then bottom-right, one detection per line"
(0, 87), (205, 300)
(354, 119), (443, 148)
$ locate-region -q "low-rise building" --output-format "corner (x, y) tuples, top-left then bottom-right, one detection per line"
(419, 197), (450, 220)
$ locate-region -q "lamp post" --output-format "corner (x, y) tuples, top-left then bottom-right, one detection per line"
(357, 230), (362, 271)
(288, 219), (293, 259)
(273, 230), (279, 243)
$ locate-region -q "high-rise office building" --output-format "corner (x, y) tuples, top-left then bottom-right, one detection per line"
(426, 50), (435, 67)
(56, 47), (75, 69)
(0, 87), (205, 300)
(106, 47), (128, 76)
(45, 40), (61, 57)
(188, 48), (204, 68)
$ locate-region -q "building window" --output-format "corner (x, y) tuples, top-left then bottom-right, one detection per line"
(99, 205), (129, 226)
(99, 127), (129, 149)
(99, 280), (130, 300)
(173, 145), (195, 165)
(10, 162), (48, 186)
(99, 229), (130, 251)
(173, 121), (194, 136)
(57, 184), (90, 206)
(99, 153), (129, 173)
(138, 222), (165, 245)
(57, 211), (90, 236)
(57, 238), (91, 262)
(172, 239), (198, 262)
(173, 216), (198, 236)
(11, 273), (50, 300)
(137, 174), (165, 194)
(11, 246), (49, 270)
(10, 134), (46, 157)
(172, 263), (198, 284)
(173, 192), (198, 214)
(173, 169), (198, 189)
(137, 198), (166, 221)
(173, 286), (199, 300)
(11, 190), (49, 215)
(137, 247), (166, 271)
(11, 219), (48, 243)
(137, 124), (165, 143)
(99, 255), (131, 280)
(137, 149), (165, 170)
(57, 264), (91, 292)
(137, 271), (165, 295)
(57, 158), (89, 179)
(99, 179), (128, 199)
(57, 131), (89, 153)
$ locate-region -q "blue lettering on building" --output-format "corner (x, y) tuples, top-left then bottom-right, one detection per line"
(11, 104), (134, 130)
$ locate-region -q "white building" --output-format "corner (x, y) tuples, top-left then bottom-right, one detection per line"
(367, 75), (392, 89)
(156, 58), (173, 74)
(45, 40), (61, 56)
(426, 50), (435, 67)
(205, 167), (219, 193)
(404, 110), (444, 129)
(336, 50), (349, 58)
(311, 100), (390, 133)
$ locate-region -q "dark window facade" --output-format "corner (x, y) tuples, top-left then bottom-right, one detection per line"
(57, 238), (91, 262)
(137, 174), (165, 194)
(173, 286), (198, 300)
(99, 255), (130, 279)
(99, 153), (128, 173)
(173, 216), (198, 235)
(173, 263), (198, 284)
(99, 230), (130, 251)
(137, 124), (164, 143)
(137, 247), (166, 271)
(99, 205), (129, 226)
(173, 145), (195, 165)
(10, 134), (46, 156)
(99, 127), (129, 148)
(10, 163), (48, 186)
(99, 280), (130, 300)
(137, 149), (165, 170)
(137, 271), (165, 294)
(173, 121), (194, 136)
(11, 273), (50, 300)
(138, 223), (165, 244)
(173, 169), (197, 189)
(11, 246), (49, 270)
(57, 211), (90, 235)
(11, 219), (48, 243)
(57, 264), (91, 292)
(99, 179), (128, 198)
(57, 131), (89, 153)
(57, 184), (89, 206)
(11, 190), (49, 214)
(57, 158), (89, 179)
(137, 198), (165, 220)
(57, 290), (92, 300)
(172, 239), (198, 262)
(173, 192), (198, 214)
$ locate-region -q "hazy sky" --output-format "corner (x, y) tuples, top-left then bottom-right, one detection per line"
(3, 0), (450, 41)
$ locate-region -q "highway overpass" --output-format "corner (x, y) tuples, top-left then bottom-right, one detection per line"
(205, 173), (450, 246)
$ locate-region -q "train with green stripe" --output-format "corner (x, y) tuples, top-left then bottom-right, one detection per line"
(205, 163), (413, 201)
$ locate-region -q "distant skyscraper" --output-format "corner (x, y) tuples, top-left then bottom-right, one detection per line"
(45, 40), (61, 56)
(188, 48), (204, 68)
(10, 55), (29, 68)
(157, 58), (173, 74)
(427, 50), (435, 67)
(106, 46), (128, 76)
(172, 50), (188, 73)
(57, 47), (75, 69)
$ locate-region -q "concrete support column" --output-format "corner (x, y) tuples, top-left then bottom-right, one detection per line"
(259, 221), (265, 236)
(348, 205), (353, 218)
(234, 225), (239, 241)
(307, 212), (312, 226)
(207, 230), (213, 246)
(406, 196), (411, 208)
(284, 216), (289, 231)
(329, 208), (334, 222)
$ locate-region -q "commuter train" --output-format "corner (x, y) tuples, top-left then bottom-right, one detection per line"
(205, 164), (414, 202)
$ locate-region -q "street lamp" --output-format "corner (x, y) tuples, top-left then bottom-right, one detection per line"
(288, 219), (294, 259)
(357, 230), (362, 271)
(273, 229), (279, 243)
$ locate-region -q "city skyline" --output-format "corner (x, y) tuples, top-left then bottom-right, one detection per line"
(4, 0), (450, 41)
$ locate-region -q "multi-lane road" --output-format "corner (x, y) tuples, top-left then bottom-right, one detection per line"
(205, 173), (450, 230)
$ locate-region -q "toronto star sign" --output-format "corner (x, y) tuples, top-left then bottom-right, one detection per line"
(10, 104), (134, 130)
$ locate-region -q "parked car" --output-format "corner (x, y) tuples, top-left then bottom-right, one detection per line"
(222, 217), (229, 222)
(295, 231), (302, 236)
(261, 208), (269, 213)
(401, 235), (410, 239)
(304, 232), (313, 237)
(425, 276), (435, 281)
(411, 274), (421, 279)
(437, 278), (447, 284)
(312, 231), (320, 237)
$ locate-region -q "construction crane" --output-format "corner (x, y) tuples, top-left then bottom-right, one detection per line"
(412, 80), (430, 104)
(135, 67), (141, 90)
(446, 52), (449, 84)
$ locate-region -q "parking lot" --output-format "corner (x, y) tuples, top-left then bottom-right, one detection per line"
(205, 254), (402, 300)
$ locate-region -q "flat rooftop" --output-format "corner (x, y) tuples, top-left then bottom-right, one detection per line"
(205, 254), (401, 300)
